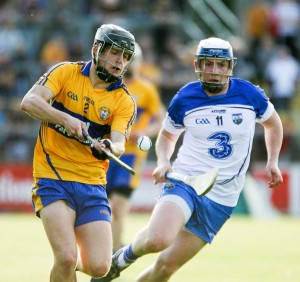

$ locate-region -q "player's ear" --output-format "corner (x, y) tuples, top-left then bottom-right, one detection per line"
(92, 43), (98, 53)
(194, 60), (198, 70)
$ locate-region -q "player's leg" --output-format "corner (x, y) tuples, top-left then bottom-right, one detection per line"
(91, 201), (187, 281)
(135, 229), (207, 282)
(106, 154), (137, 251)
(132, 201), (186, 255)
(109, 190), (132, 251)
(75, 220), (112, 278)
(73, 182), (113, 279)
(134, 190), (234, 281)
(40, 200), (78, 282)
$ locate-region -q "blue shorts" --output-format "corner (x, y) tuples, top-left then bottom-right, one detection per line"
(106, 154), (135, 197)
(32, 178), (111, 226)
(158, 181), (234, 244)
(106, 154), (135, 190)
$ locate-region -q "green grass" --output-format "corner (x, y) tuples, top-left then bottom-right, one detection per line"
(0, 213), (299, 281)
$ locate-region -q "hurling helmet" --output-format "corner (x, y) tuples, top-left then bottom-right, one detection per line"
(93, 24), (135, 83)
(195, 37), (236, 93)
(133, 42), (143, 61)
(124, 42), (143, 78)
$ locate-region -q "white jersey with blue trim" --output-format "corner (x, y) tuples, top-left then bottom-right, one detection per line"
(163, 78), (274, 207)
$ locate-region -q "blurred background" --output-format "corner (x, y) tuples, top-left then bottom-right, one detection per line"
(0, 0), (299, 217)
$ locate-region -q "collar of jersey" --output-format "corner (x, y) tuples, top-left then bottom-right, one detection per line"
(81, 60), (124, 91)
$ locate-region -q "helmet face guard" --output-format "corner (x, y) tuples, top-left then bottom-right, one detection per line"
(92, 24), (135, 83)
(195, 37), (237, 93)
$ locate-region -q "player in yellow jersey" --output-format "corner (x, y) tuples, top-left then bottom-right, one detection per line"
(20, 24), (136, 281)
(105, 43), (165, 252)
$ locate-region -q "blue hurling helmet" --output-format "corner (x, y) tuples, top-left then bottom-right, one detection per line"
(195, 37), (237, 93)
(93, 24), (135, 83)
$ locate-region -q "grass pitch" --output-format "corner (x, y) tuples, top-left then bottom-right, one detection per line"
(0, 213), (299, 282)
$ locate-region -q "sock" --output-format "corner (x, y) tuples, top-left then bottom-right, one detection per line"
(118, 244), (140, 268)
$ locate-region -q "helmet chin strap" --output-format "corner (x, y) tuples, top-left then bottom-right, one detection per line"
(96, 66), (120, 83)
(201, 81), (227, 93)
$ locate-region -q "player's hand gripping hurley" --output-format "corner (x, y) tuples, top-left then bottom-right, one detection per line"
(82, 131), (136, 175)
(165, 167), (219, 196)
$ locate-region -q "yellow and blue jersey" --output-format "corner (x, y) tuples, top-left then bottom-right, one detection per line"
(33, 61), (136, 185)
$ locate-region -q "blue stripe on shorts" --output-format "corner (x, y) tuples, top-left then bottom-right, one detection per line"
(32, 178), (111, 226)
(159, 181), (234, 244)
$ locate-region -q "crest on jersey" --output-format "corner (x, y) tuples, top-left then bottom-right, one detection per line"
(232, 113), (243, 125)
(99, 107), (110, 120)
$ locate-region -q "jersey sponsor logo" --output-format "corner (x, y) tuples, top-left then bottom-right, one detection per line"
(195, 118), (210, 124)
(232, 113), (243, 125)
(53, 124), (89, 144)
(67, 91), (78, 101)
(208, 131), (233, 159)
(99, 107), (110, 120)
(83, 96), (95, 105)
(211, 109), (226, 114)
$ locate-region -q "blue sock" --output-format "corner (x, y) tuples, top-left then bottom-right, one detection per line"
(123, 244), (139, 263)
(118, 244), (140, 268)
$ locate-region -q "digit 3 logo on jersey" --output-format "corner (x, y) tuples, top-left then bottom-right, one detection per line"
(98, 107), (111, 120)
(208, 131), (233, 159)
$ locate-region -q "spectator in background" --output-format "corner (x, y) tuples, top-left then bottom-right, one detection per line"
(158, 33), (195, 103)
(246, 0), (271, 72)
(256, 35), (277, 82)
(40, 35), (70, 71)
(106, 43), (165, 252)
(0, 7), (27, 93)
(229, 36), (257, 82)
(264, 45), (300, 112)
(270, 0), (300, 59)
(37, 0), (78, 57)
(19, 0), (47, 25)
(138, 34), (162, 86)
(0, 11), (26, 61)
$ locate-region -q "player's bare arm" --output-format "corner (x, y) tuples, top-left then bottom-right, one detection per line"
(152, 129), (180, 183)
(261, 110), (283, 188)
(21, 84), (87, 139)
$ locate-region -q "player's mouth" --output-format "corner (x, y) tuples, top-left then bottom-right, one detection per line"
(109, 66), (121, 75)
(112, 66), (121, 72)
(208, 78), (220, 83)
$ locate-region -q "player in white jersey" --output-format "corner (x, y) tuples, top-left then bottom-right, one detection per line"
(93, 37), (283, 282)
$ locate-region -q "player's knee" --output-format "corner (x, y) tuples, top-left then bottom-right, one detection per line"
(144, 235), (171, 253)
(56, 251), (78, 272)
(89, 261), (111, 278)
